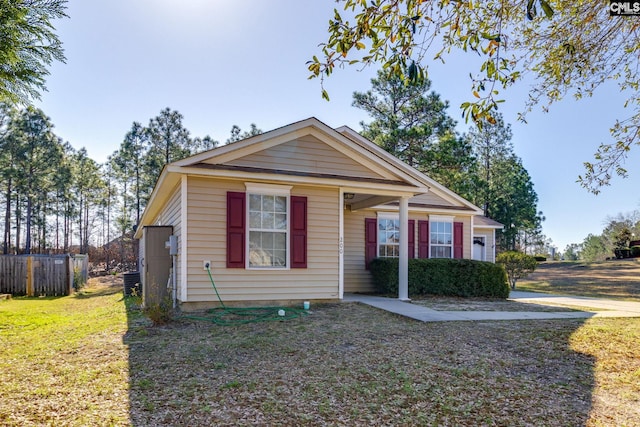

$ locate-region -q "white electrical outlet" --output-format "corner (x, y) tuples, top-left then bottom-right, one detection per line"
(203, 260), (211, 270)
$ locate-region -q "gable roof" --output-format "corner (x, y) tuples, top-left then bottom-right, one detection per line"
(474, 216), (504, 229)
(174, 118), (430, 187)
(336, 125), (483, 212)
(136, 117), (483, 236)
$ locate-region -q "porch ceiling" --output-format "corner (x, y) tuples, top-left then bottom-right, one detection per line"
(345, 194), (399, 211)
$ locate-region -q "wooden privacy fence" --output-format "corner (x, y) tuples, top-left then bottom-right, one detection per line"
(0, 254), (89, 296)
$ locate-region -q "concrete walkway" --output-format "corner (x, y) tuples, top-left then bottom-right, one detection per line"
(343, 291), (640, 323)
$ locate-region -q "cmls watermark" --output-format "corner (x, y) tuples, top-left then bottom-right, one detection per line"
(610, 1), (640, 16)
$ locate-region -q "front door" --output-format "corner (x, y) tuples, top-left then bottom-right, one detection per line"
(473, 236), (486, 261)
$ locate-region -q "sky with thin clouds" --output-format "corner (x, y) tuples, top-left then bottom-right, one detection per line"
(35, 0), (640, 252)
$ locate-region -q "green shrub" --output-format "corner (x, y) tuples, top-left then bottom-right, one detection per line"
(73, 267), (85, 291)
(143, 296), (173, 326)
(630, 246), (640, 258)
(533, 255), (547, 262)
(369, 258), (509, 299)
(496, 251), (537, 290)
(615, 248), (631, 259)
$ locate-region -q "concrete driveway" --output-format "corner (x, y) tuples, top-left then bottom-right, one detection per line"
(509, 291), (640, 318)
(343, 291), (640, 323)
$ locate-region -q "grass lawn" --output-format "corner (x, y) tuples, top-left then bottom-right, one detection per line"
(518, 259), (640, 300)
(1, 273), (639, 426)
(0, 276), (130, 426)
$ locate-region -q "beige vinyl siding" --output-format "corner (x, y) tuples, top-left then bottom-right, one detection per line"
(474, 229), (496, 263)
(343, 211), (474, 293)
(410, 192), (458, 207)
(343, 209), (371, 293)
(185, 177), (340, 302)
(223, 135), (389, 180)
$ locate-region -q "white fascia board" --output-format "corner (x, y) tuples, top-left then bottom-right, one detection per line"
(176, 165), (429, 195)
(174, 128), (310, 167)
(372, 205), (479, 217)
(473, 224), (505, 230)
(134, 167), (177, 239)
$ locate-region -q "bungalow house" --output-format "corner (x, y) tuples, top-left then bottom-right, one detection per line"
(134, 117), (502, 310)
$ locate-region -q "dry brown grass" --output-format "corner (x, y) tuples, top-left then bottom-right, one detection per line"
(1, 272), (639, 426)
(518, 259), (640, 300)
(412, 297), (578, 312)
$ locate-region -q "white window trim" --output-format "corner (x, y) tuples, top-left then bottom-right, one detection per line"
(377, 212), (400, 259)
(428, 215), (454, 259)
(244, 182), (292, 196)
(245, 183), (292, 270)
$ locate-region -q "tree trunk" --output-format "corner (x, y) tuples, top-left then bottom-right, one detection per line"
(83, 200), (89, 254)
(78, 195), (84, 253)
(25, 194), (32, 254)
(14, 193), (21, 254)
(3, 178), (11, 255)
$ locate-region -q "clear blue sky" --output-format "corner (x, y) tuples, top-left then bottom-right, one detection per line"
(35, 0), (640, 252)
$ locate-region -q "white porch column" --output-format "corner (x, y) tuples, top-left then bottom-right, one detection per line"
(338, 189), (345, 299)
(398, 196), (410, 301)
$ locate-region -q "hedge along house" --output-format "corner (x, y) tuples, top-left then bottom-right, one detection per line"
(134, 117), (503, 310)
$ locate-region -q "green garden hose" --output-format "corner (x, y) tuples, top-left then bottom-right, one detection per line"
(182, 266), (309, 326)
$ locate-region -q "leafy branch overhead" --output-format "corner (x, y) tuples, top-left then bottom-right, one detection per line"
(309, 0), (640, 193)
(0, 0), (68, 104)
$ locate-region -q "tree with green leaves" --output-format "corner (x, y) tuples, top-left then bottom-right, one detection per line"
(143, 108), (194, 193)
(193, 135), (218, 152)
(465, 114), (543, 252)
(563, 243), (581, 261)
(580, 234), (607, 263)
(226, 124), (263, 144)
(114, 122), (147, 225)
(466, 112), (514, 218)
(0, 104), (19, 253)
(53, 141), (76, 253)
(309, 1), (639, 193)
(146, 108), (193, 165)
(72, 148), (103, 254)
(10, 106), (62, 254)
(493, 156), (544, 252)
(352, 70), (475, 195)
(0, 0), (67, 104)
(601, 211), (640, 258)
(496, 251), (537, 290)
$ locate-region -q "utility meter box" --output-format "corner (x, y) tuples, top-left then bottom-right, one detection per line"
(139, 226), (173, 307)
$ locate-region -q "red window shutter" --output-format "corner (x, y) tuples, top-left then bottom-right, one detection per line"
(290, 196), (307, 268)
(364, 218), (377, 269)
(226, 192), (245, 268)
(418, 220), (429, 258)
(408, 219), (415, 259)
(454, 221), (464, 259)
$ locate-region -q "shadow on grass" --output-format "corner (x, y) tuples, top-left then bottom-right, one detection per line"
(123, 301), (598, 425)
(73, 284), (123, 299)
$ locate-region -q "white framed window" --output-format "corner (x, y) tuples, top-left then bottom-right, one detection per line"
(430, 215), (453, 258)
(378, 214), (400, 258)
(246, 183), (291, 269)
